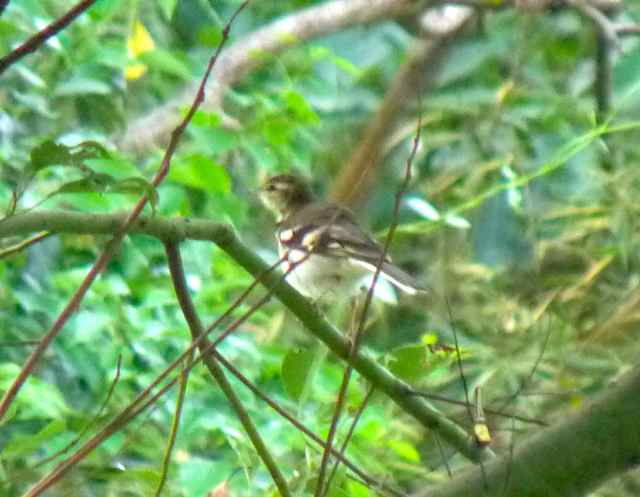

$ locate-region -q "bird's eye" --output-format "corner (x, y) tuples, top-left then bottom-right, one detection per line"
(265, 184), (278, 192)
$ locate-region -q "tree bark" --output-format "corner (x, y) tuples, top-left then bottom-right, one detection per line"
(416, 366), (640, 497)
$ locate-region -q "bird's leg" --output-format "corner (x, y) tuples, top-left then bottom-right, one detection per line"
(347, 287), (369, 345)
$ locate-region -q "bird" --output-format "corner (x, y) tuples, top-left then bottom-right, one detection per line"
(259, 174), (427, 300)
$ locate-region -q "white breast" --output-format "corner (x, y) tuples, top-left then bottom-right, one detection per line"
(280, 247), (365, 299)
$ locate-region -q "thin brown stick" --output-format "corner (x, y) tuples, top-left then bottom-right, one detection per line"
(496, 322), (552, 413)
(407, 390), (547, 426)
(0, 232), (50, 259)
(214, 354), (405, 497)
(330, 10), (473, 206)
(445, 298), (473, 423)
(154, 349), (194, 497)
(0, 0), (97, 75)
(119, 0), (424, 152)
(0, 0), (251, 422)
(34, 355), (122, 468)
(316, 114), (423, 497)
(324, 385), (375, 492)
(0, 209), (491, 461)
(444, 298), (490, 488)
(21, 247), (285, 496)
(164, 241), (292, 497)
(434, 431), (453, 478)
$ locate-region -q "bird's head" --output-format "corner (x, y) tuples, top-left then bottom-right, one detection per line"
(259, 174), (314, 221)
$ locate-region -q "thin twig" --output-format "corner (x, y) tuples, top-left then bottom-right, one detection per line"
(154, 349), (194, 497)
(316, 113), (423, 497)
(567, 0), (620, 51)
(331, 11), (473, 207)
(324, 385), (375, 492)
(445, 298), (473, 424)
(164, 241), (292, 497)
(0, 0), (97, 75)
(0, 209), (495, 462)
(496, 321), (552, 413)
(616, 24), (640, 36)
(22, 258), (288, 497)
(0, 232), (50, 259)
(0, 0), (251, 422)
(407, 389), (547, 426)
(34, 355), (122, 468)
(119, 0), (423, 152)
(445, 297), (489, 490)
(214, 354), (406, 497)
(433, 431), (453, 478)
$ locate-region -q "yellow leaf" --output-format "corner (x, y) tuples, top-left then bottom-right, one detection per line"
(125, 21), (155, 81)
(128, 21), (155, 57)
(125, 63), (147, 80)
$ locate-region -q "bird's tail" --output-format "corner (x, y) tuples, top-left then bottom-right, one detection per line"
(350, 258), (427, 295)
(380, 262), (428, 295)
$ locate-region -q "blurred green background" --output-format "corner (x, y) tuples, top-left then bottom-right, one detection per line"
(1, 0), (640, 496)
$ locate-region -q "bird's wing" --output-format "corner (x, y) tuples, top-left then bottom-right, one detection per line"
(279, 203), (389, 262)
(278, 203), (427, 294)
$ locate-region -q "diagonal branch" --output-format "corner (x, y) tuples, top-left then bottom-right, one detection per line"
(0, 0), (97, 75)
(118, 0), (426, 152)
(416, 366), (640, 497)
(164, 241), (292, 497)
(0, 0), (250, 422)
(212, 354), (405, 497)
(0, 209), (489, 463)
(330, 7), (474, 206)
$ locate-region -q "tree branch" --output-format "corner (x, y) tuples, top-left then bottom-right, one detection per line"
(165, 241), (292, 497)
(0, 0), (249, 423)
(0, 209), (489, 463)
(416, 366), (640, 497)
(0, 0), (97, 75)
(330, 7), (474, 206)
(118, 0), (426, 152)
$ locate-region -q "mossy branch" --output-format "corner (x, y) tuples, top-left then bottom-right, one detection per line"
(0, 209), (489, 463)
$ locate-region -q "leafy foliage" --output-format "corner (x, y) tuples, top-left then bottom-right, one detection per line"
(1, 1), (640, 497)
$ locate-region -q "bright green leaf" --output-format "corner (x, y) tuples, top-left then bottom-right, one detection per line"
(169, 154), (231, 194)
(387, 344), (427, 382)
(281, 347), (316, 401)
(2, 419), (67, 458)
(388, 439), (421, 463)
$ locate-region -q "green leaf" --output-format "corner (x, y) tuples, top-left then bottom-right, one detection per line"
(29, 140), (112, 174)
(56, 174), (114, 194)
(346, 479), (371, 497)
(111, 177), (159, 211)
(54, 77), (112, 96)
(169, 154), (230, 194)
(2, 419), (67, 458)
(388, 439), (421, 463)
(70, 140), (111, 161)
(387, 344), (427, 382)
(281, 347), (316, 401)
(84, 157), (140, 179)
(158, 0), (178, 19)
(139, 49), (192, 80)
(30, 140), (74, 171)
(284, 90), (319, 124)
